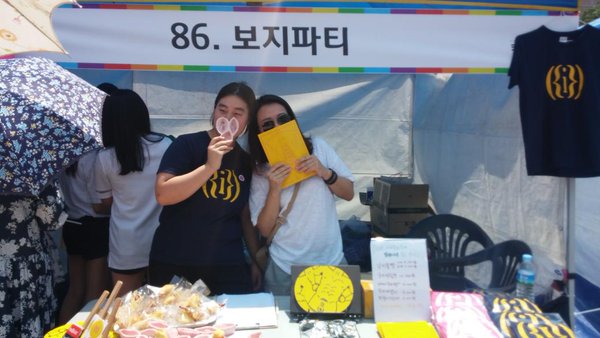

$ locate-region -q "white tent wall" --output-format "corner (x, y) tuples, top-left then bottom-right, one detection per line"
(73, 68), (568, 292)
(127, 71), (415, 221)
(576, 178), (600, 288)
(412, 73), (567, 292)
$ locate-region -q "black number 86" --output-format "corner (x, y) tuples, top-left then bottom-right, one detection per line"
(171, 22), (209, 49)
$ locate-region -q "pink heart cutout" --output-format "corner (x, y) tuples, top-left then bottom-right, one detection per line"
(216, 117), (239, 140)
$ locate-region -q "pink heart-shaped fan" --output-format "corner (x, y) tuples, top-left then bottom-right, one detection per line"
(215, 117), (239, 140)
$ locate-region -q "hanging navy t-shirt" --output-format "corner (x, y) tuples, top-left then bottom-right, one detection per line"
(508, 25), (600, 177)
(150, 131), (251, 266)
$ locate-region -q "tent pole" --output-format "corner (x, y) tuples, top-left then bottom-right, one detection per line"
(567, 177), (576, 328)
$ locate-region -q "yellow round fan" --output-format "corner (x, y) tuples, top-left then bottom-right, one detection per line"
(293, 265), (354, 313)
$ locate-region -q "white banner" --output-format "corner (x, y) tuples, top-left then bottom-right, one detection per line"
(49, 6), (578, 71)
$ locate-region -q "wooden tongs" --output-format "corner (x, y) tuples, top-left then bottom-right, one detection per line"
(63, 280), (123, 338)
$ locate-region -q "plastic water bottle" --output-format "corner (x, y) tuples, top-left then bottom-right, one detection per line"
(516, 254), (535, 302)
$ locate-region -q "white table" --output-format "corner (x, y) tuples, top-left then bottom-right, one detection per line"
(73, 296), (378, 338)
(248, 296), (377, 338)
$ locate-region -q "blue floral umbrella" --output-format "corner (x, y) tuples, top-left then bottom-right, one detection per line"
(0, 57), (105, 196)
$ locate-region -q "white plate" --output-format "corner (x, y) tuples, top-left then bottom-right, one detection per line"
(120, 285), (220, 329)
(175, 314), (217, 328)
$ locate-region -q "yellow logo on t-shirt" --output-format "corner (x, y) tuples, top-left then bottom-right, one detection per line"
(202, 169), (241, 202)
(545, 64), (584, 101)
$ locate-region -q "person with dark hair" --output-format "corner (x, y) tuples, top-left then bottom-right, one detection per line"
(247, 94), (354, 295)
(57, 81), (115, 323)
(96, 82), (118, 95)
(95, 89), (172, 296)
(0, 183), (67, 336)
(57, 151), (111, 324)
(149, 82), (262, 295)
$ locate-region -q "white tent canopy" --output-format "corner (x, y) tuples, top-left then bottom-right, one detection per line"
(76, 70), (566, 292)
(35, 2), (599, 334)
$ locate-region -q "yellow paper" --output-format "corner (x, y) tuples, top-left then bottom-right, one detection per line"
(376, 321), (439, 338)
(258, 120), (315, 188)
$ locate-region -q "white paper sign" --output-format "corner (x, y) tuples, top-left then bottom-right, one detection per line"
(215, 292), (278, 329)
(370, 238), (431, 322)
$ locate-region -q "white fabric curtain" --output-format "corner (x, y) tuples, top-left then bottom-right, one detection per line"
(412, 74), (566, 291)
(72, 68), (568, 294)
(130, 71), (414, 219)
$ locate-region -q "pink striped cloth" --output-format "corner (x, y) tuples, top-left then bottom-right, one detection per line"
(431, 291), (503, 338)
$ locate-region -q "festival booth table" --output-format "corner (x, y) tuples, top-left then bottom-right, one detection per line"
(70, 295), (379, 338)
(66, 292), (575, 338)
(60, 239), (573, 337)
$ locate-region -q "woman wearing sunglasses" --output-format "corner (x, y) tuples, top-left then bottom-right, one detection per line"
(149, 82), (262, 295)
(247, 94), (355, 295)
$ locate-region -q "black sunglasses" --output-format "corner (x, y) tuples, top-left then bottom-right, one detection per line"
(261, 112), (292, 132)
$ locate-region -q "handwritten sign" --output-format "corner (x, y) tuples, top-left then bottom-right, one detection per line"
(370, 238), (430, 322)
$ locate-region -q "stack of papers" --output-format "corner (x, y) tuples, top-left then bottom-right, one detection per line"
(216, 293), (278, 329)
(376, 321), (439, 338)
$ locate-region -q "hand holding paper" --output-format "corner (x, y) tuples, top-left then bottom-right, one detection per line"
(295, 154), (328, 178)
(266, 163), (292, 190)
(206, 134), (234, 170)
(258, 120), (315, 188)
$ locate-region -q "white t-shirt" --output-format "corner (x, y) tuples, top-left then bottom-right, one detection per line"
(59, 150), (105, 219)
(249, 137), (354, 274)
(95, 135), (172, 270)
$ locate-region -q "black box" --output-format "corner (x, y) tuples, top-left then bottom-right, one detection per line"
(369, 206), (429, 236)
(369, 177), (430, 236)
(372, 177), (429, 210)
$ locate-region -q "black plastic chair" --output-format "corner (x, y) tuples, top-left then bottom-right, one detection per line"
(430, 239), (532, 293)
(406, 214), (494, 273)
(405, 214), (495, 290)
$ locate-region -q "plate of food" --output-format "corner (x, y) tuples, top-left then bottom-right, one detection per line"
(116, 280), (220, 331)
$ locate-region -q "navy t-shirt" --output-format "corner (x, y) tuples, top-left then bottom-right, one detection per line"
(150, 131), (251, 266)
(508, 25), (600, 177)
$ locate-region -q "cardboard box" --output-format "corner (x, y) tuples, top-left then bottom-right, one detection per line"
(373, 177), (429, 210)
(369, 205), (430, 236)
